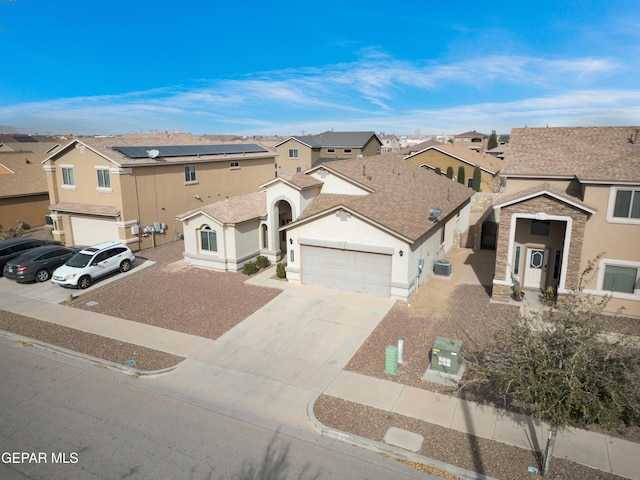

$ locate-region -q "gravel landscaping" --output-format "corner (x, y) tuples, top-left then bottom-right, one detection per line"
(1, 229), (638, 479)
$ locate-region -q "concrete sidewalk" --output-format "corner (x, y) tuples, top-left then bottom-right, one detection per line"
(324, 370), (640, 479)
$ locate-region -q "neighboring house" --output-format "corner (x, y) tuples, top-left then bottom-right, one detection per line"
(177, 154), (473, 300)
(41, 133), (276, 250)
(0, 137), (63, 231)
(273, 131), (382, 176)
(453, 130), (489, 152)
(404, 143), (502, 192)
(491, 126), (640, 317)
(380, 134), (402, 153)
(399, 139), (443, 156)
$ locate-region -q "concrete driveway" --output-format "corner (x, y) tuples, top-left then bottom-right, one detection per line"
(150, 283), (396, 431)
(0, 256), (155, 304)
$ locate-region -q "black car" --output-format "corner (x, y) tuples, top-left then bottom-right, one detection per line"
(0, 237), (63, 276)
(3, 245), (79, 283)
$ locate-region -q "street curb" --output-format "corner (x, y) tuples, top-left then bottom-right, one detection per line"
(0, 330), (181, 377)
(306, 395), (499, 480)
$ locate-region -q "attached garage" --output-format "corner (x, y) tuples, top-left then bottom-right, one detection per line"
(70, 216), (119, 246)
(301, 245), (392, 296)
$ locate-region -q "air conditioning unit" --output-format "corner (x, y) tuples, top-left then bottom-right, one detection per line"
(434, 259), (452, 276)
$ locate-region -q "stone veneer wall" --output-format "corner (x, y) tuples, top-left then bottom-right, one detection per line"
(491, 195), (588, 302)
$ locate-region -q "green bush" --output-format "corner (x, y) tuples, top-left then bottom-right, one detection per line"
(276, 262), (287, 278)
(242, 261), (258, 275)
(434, 167), (442, 176)
(446, 166), (454, 179)
(457, 166), (465, 185)
(256, 255), (270, 269)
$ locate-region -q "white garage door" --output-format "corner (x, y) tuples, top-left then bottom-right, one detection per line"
(302, 246), (391, 296)
(70, 216), (119, 246)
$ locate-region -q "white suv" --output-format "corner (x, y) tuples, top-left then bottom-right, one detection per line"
(52, 241), (135, 289)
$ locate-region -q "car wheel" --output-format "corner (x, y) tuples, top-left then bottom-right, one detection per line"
(78, 275), (92, 289)
(35, 269), (50, 282)
(119, 259), (131, 273)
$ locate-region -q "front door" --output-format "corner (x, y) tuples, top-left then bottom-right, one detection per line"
(523, 248), (548, 289)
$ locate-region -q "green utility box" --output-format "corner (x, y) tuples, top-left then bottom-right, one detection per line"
(430, 337), (463, 374)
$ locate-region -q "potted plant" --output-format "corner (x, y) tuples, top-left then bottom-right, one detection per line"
(512, 286), (524, 302)
(544, 286), (556, 306)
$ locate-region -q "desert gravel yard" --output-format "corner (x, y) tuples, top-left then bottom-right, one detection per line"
(68, 242), (281, 339)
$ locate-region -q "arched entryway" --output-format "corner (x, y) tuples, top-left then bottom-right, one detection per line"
(275, 199), (293, 254)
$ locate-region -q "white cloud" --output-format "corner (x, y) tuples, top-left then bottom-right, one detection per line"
(0, 53), (636, 135)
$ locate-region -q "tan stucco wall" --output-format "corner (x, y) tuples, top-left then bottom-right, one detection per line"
(0, 194), (50, 230)
(45, 147), (275, 251)
(408, 150), (496, 192)
(580, 185), (640, 280)
(275, 139), (313, 175)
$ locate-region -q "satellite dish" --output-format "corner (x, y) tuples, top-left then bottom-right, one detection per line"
(147, 149), (160, 159)
(429, 208), (443, 221)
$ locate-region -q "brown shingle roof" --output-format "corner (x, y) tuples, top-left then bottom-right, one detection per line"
(494, 182), (597, 213)
(502, 126), (640, 182)
(0, 145), (60, 197)
(406, 143), (502, 173)
(176, 191), (266, 224)
(296, 154), (473, 242)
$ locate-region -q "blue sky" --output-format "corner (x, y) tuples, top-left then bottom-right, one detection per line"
(1, 0), (638, 137)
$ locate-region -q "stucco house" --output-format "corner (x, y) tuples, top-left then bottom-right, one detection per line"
(491, 126), (640, 317)
(177, 154), (473, 300)
(453, 130), (489, 152)
(41, 133), (276, 250)
(273, 131), (382, 176)
(405, 143), (502, 192)
(0, 136), (63, 231)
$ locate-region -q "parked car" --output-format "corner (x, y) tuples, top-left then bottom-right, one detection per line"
(51, 241), (136, 289)
(3, 245), (80, 283)
(0, 237), (63, 275)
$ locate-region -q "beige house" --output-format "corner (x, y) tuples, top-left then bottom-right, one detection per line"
(491, 126), (640, 317)
(0, 136), (63, 231)
(453, 130), (489, 152)
(41, 133), (276, 250)
(274, 131), (382, 176)
(177, 154), (473, 300)
(405, 143), (502, 192)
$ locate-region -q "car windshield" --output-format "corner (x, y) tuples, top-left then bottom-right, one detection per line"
(65, 252), (93, 268)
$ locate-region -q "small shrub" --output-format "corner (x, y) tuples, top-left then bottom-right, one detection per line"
(256, 255), (270, 269)
(276, 262), (287, 278)
(242, 261), (258, 275)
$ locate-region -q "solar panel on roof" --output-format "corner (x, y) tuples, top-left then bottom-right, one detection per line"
(13, 135), (38, 143)
(113, 144), (268, 158)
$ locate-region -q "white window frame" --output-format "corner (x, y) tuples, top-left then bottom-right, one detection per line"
(595, 258), (640, 300)
(229, 161), (240, 169)
(288, 149), (298, 158)
(60, 165), (76, 190)
(327, 148), (336, 154)
(184, 165), (197, 183)
(200, 226), (217, 253)
(606, 186), (640, 225)
(96, 167), (112, 192)
(343, 148), (352, 154)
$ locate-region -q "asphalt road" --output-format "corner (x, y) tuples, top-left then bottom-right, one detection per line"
(0, 339), (438, 480)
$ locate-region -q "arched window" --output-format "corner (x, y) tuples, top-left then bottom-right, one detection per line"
(200, 225), (217, 252)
